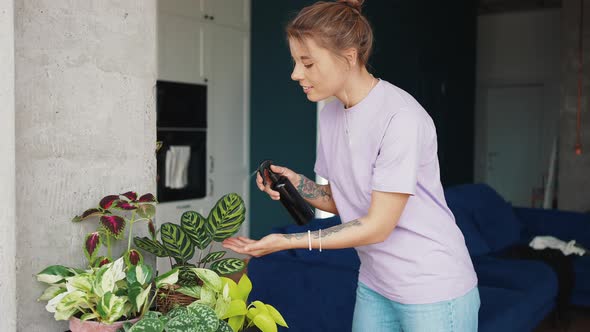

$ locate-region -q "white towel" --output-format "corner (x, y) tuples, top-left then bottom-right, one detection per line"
(165, 146), (191, 189)
(529, 235), (587, 256)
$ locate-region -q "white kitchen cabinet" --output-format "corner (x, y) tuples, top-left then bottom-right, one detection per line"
(158, 12), (211, 85)
(159, 0), (249, 29)
(156, 0), (251, 252)
(206, 0), (250, 30)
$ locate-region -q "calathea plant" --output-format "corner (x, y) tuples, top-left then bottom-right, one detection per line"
(133, 193), (247, 286)
(72, 191), (158, 267)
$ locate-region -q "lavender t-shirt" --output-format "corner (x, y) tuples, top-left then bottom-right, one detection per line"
(315, 79), (477, 304)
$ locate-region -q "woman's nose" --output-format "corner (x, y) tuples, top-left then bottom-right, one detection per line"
(291, 64), (303, 81)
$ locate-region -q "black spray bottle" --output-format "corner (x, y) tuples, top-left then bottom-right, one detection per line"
(258, 160), (315, 225)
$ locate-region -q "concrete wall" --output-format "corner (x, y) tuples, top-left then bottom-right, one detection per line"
(559, 0), (590, 212)
(14, 1), (157, 330)
(0, 0), (17, 331)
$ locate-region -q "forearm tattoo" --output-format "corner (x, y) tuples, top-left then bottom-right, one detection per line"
(296, 174), (332, 202)
(282, 219), (362, 240)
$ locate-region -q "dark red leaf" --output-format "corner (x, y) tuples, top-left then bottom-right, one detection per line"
(115, 201), (137, 210)
(129, 250), (141, 265)
(98, 257), (111, 267)
(85, 232), (100, 257)
(99, 195), (120, 209)
(138, 193), (156, 203)
(121, 191), (138, 201)
(148, 220), (156, 239)
(100, 215), (126, 238)
(72, 208), (103, 222)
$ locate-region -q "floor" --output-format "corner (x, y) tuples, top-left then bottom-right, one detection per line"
(533, 307), (590, 332)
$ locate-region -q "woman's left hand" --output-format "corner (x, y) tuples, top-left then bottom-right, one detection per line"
(222, 234), (288, 257)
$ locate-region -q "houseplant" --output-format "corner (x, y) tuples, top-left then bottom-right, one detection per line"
(133, 193), (248, 312)
(124, 273), (287, 332)
(36, 191), (169, 331)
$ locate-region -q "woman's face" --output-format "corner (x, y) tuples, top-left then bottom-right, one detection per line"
(289, 37), (350, 102)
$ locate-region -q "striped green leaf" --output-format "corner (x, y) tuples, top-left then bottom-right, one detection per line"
(160, 223), (195, 263)
(210, 258), (246, 276)
(201, 251), (226, 264)
(206, 193), (246, 242)
(134, 237), (169, 257)
(180, 211), (211, 250)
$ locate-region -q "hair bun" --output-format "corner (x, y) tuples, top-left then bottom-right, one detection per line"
(337, 0), (364, 12)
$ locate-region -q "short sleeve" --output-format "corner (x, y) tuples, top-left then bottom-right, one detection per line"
(371, 110), (423, 195)
(314, 127), (329, 181)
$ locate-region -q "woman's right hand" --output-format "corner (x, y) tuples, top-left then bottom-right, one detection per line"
(256, 164), (300, 201)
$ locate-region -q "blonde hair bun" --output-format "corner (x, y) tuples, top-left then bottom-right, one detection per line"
(337, 0), (364, 12)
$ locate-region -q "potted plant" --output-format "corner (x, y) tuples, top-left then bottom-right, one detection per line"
(35, 192), (169, 332)
(125, 273), (287, 332)
(133, 193), (248, 312)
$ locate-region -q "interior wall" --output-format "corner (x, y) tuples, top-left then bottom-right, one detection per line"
(558, 0), (590, 212)
(14, 1), (157, 330)
(474, 9), (561, 206)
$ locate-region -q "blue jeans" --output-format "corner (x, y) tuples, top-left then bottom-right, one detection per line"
(352, 282), (480, 332)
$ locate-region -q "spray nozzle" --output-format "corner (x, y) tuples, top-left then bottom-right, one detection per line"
(258, 160), (281, 186)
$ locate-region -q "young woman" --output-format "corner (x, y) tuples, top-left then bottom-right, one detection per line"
(223, 1), (480, 331)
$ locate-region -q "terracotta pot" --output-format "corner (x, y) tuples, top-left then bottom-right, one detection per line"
(69, 316), (140, 332)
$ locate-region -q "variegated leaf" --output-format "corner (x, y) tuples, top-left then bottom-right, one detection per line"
(99, 195), (120, 209)
(134, 237), (168, 257)
(210, 258), (245, 276)
(160, 223), (195, 262)
(100, 215), (126, 239)
(206, 193), (246, 241)
(83, 232), (102, 265)
(180, 211), (211, 250)
(200, 251), (226, 264)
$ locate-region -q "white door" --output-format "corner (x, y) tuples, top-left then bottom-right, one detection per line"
(208, 24), (250, 238)
(484, 85), (545, 206)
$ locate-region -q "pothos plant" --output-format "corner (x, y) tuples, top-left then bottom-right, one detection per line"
(72, 191), (158, 268)
(124, 271), (287, 332)
(133, 193), (247, 286)
(36, 257), (180, 324)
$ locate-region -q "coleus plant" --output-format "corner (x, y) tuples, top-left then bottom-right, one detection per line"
(134, 193), (247, 285)
(72, 191), (158, 268)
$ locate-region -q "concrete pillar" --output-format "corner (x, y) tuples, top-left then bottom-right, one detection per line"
(0, 0), (17, 331)
(559, 0), (590, 212)
(14, 1), (156, 330)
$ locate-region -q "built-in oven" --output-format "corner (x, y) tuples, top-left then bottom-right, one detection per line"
(156, 80), (207, 202)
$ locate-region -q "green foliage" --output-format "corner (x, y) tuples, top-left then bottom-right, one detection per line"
(37, 257), (179, 324)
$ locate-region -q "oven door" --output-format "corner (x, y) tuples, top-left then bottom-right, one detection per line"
(156, 129), (207, 202)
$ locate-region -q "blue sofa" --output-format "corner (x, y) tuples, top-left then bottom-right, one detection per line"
(247, 183), (590, 332)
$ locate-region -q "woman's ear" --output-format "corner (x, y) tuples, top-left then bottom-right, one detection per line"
(343, 48), (359, 68)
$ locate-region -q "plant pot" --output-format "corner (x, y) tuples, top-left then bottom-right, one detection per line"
(156, 284), (198, 314)
(69, 317), (140, 332)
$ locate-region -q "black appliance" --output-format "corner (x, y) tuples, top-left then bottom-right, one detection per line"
(156, 80), (207, 202)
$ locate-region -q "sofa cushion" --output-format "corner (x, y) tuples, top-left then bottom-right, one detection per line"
(452, 208), (491, 256)
(445, 184), (524, 252)
(572, 255), (590, 306)
(478, 286), (554, 332)
(472, 255), (558, 304)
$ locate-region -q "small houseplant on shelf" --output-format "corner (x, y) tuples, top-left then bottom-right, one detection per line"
(133, 193), (248, 313)
(35, 192), (175, 332)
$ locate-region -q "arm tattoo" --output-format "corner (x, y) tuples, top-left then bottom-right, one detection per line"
(282, 219), (362, 241)
(296, 175), (332, 202)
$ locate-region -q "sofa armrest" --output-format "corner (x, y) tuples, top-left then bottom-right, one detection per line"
(513, 207), (590, 247)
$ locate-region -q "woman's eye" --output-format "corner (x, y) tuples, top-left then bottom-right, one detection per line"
(304, 64), (314, 69)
